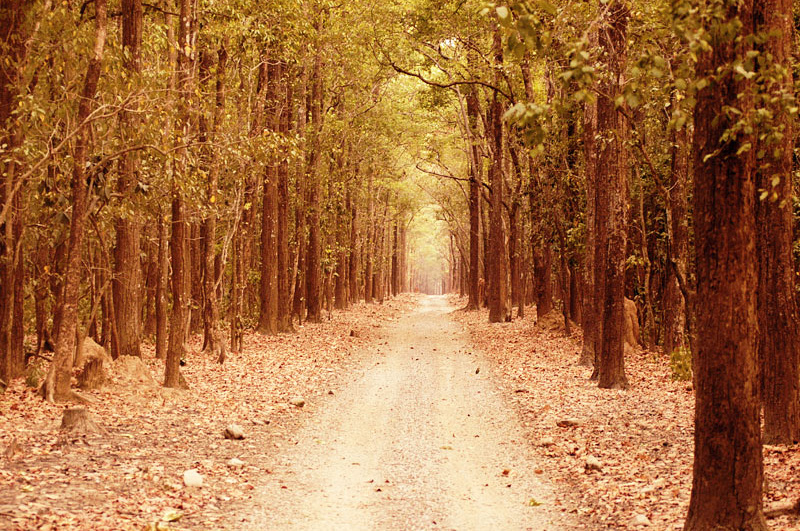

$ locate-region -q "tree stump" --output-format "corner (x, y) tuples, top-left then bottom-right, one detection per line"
(60, 407), (102, 434)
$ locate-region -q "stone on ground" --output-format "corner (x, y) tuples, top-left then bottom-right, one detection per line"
(183, 469), (203, 487)
(224, 424), (245, 440)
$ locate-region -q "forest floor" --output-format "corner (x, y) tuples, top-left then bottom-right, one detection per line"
(1, 294), (799, 530)
(0, 296), (415, 530)
(449, 295), (800, 530)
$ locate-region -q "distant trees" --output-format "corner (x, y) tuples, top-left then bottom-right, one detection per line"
(0, 0), (422, 399)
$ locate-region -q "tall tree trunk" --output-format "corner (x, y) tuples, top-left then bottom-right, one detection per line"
(580, 83), (599, 367)
(466, 89), (482, 311)
(684, 0), (767, 527)
(112, 0), (144, 359)
(305, 46), (323, 323)
(44, 0), (108, 401)
(0, 0), (34, 388)
(754, 0), (800, 445)
(164, 0), (193, 389)
(594, 0), (629, 389)
(258, 59), (280, 335)
(534, 242), (553, 318)
(662, 102), (690, 357)
(364, 171), (374, 303)
(277, 62), (292, 332)
(201, 42), (226, 356)
(155, 213), (168, 359)
(487, 25), (509, 323)
(348, 184), (360, 303)
(292, 63), (308, 324)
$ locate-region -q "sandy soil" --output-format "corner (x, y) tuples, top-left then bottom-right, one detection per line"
(245, 295), (568, 531)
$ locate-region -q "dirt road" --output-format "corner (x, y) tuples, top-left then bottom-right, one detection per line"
(247, 296), (565, 530)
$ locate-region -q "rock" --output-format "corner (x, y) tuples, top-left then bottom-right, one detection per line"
(539, 437), (555, 447)
(251, 419), (265, 426)
(630, 514), (651, 527)
(183, 469), (203, 487)
(556, 418), (580, 428)
(584, 456), (603, 472)
(290, 397), (305, 408)
(227, 458), (245, 468)
(224, 424), (245, 440)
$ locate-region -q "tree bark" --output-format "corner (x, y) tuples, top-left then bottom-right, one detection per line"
(112, 0), (144, 359)
(44, 0), (108, 401)
(0, 0), (34, 387)
(305, 46), (323, 323)
(466, 89), (482, 311)
(663, 101), (690, 357)
(594, 0), (629, 389)
(200, 42), (226, 356)
(258, 59), (280, 335)
(684, 0), (767, 526)
(277, 62), (292, 332)
(754, 0), (800, 445)
(487, 25), (509, 323)
(164, 0), (193, 389)
(580, 74), (599, 367)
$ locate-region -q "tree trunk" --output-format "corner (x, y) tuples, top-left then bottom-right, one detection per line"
(348, 185), (360, 303)
(200, 42), (226, 356)
(44, 0), (107, 402)
(277, 62), (292, 332)
(112, 0), (144, 359)
(291, 63), (308, 324)
(487, 25), (509, 323)
(580, 84), (599, 367)
(662, 100), (690, 357)
(754, 0), (800, 445)
(684, 0), (767, 526)
(0, 0), (34, 388)
(305, 47), (323, 323)
(594, 0), (628, 390)
(466, 89), (482, 311)
(258, 58), (280, 335)
(164, 0), (193, 389)
(155, 213), (168, 360)
(534, 243), (553, 318)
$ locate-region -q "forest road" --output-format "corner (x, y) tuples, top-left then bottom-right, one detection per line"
(246, 295), (566, 531)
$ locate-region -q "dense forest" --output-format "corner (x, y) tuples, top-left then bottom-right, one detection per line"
(2, 0), (800, 528)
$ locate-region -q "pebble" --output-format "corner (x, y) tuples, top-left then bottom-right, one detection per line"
(290, 397), (306, 408)
(183, 469), (203, 487)
(630, 513), (651, 527)
(227, 458), (245, 468)
(539, 437), (555, 447)
(224, 424), (245, 440)
(584, 456), (603, 472)
(556, 418), (580, 427)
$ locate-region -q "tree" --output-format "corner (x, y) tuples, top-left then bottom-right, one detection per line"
(43, 0), (109, 401)
(487, 25), (510, 323)
(112, 0), (144, 359)
(683, 0), (767, 526)
(0, 0), (34, 389)
(164, 0), (194, 389)
(594, 0), (629, 389)
(753, 0), (800, 446)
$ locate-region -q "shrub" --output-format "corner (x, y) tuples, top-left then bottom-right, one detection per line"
(670, 345), (693, 382)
